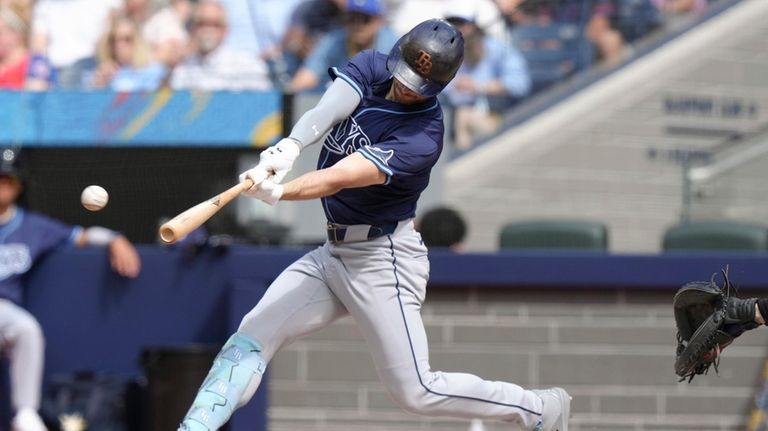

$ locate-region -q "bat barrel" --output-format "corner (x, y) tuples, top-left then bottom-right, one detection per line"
(157, 179), (255, 245)
(159, 224), (178, 244)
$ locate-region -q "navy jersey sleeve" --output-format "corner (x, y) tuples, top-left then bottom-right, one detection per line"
(328, 49), (390, 99)
(27, 212), (81, 252)
(358, 130), (441, 185)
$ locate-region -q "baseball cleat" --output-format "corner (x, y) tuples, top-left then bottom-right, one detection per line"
(532, 387), (571, 431)
(11, 408), (48, 431)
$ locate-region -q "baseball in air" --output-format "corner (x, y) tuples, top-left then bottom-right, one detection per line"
(81, 185), (109, 211)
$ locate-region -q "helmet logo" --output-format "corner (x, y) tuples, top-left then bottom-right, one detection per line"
(415, 50), (433, 75)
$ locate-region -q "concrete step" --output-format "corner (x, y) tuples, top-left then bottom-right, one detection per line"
(270, 333), (768, 392)
(569, 413), (747, 431)
(292, 312), (768, 349)
(268, 407), (479, 431)
(267, 407), (749, 431)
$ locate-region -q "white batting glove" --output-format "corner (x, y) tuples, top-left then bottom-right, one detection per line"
(241, 179), (283, 205)
(239, 165), (268, 187)
(256, 138), (302, 184)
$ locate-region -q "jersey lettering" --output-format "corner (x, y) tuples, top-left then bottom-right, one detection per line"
(324, 117), (372, 156)
(0, 244), (32, 281)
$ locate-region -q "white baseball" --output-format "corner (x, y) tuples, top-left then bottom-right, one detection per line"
(81, 185), (109, 211)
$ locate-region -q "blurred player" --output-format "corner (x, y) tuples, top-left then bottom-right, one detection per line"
(179, 19), (570, 431)
(0, 149), (140, 431)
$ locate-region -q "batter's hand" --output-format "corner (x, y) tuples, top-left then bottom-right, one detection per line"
(241, 179), (283, 205)
(240, 138), (301, 185)
(108, 236), (141, 278)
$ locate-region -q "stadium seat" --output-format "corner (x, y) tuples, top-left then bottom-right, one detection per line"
(499, 219), (608, 250)
(511, 23), (594, 94)
(662, 221), (768, 252)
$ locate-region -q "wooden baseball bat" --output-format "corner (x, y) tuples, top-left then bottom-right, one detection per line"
(159, 178), (255, 244)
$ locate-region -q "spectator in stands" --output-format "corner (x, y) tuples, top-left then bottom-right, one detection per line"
(287, 0), (397, 93)
(612, 0), (663, 44)
(443, 5), (531, 150)
(123, 0), (152, 26)
(652, 0), (707, 14)
(142, 0), (192, 68)
(122, 0), (190, 68)
(416, 206), (467, 252)
(387, 0), (504, 38)
(30, 0), (121, 88)
(494, 0), (624, 64)
(493, 0), (551, 27)
(85, 15), (166, 91)
(279, 0), (347, 81)
(651, 0), (707, 26)
(0, 0), (30, 23)
(171, 0), (272, 91)
(0, 3), (29, 89)
(218, 0), (303, 57)
(215, 0), (303, 88)
(557, 0), (625, 64)
(0, 149), (141, 431)
(0, 0), (53, 91)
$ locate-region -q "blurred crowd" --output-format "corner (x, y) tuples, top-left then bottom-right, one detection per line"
(0, 0), (714, 147)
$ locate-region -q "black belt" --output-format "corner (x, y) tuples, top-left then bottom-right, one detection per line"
(327, 222), (398, 243)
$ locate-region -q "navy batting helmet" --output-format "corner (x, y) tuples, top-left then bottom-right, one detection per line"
(386, 19), (464, 97)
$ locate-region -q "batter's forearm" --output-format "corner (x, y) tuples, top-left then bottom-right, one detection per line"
(280, 169), (345, 201)
(278, 152), (384, 201)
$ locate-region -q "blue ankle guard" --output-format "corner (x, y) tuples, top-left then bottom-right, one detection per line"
(180, 333), (265, 430)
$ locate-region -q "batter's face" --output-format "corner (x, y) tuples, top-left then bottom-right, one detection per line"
(389, 79), (430, 105)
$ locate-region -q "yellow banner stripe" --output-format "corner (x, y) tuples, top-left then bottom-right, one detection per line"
(250, 111), (282, 148)
(120, 87), (173, 140)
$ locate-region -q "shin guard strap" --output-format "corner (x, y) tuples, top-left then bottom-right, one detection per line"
(221, 333), (266, 374)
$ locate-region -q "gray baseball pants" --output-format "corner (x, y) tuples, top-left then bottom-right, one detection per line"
(0, 299), (44, 412)
(238, 221), (543, 429)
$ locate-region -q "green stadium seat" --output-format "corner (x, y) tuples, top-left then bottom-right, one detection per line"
(499, 219), (608, 250)
(662, 221), (768, 252)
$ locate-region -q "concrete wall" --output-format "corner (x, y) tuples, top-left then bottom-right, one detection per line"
(5, 246), (767, 431)
(268, 287), (768, 431)
(444, 0), (768, 253)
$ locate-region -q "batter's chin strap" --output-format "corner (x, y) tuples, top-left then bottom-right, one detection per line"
(179, 333), (266, 431)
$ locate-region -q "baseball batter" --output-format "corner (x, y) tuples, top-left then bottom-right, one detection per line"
(0, 150), (141, 431)
(179, 19), (570, 431)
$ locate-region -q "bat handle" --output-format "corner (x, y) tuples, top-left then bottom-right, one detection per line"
(241, 178), (255, 191)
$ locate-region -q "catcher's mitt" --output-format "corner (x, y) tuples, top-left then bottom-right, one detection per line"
(673, 269), (758, 383)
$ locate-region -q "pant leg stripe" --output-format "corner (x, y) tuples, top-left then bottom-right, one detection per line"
(386, 236), (542, 416)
